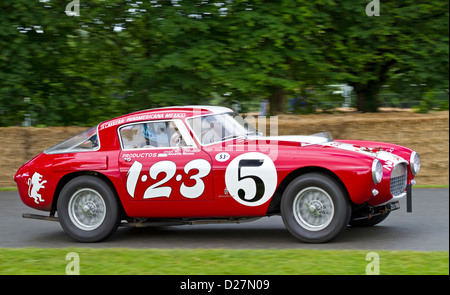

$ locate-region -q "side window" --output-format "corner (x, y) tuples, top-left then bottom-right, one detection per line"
(45, 126), (99, 154)
(120, 120), (189, 150)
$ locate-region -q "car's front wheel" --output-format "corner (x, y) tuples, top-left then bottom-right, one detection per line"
(57, 176), (121, 242)
(281, 173), (351, 243)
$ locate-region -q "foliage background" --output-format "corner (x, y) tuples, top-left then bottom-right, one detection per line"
(0, 0), (448, 126)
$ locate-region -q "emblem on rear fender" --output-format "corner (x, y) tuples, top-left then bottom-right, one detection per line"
(28, 172), (47, 204)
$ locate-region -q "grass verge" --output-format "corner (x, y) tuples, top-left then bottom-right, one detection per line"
(414, 184), (449, 188)
(0, 248), (448, 275)
(0, 187), (17, 191)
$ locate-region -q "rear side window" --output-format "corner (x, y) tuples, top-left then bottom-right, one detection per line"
(119, 120), (194, 150)
(45, 126), (99, 154)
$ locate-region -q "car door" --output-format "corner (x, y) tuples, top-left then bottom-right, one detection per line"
(117, 120), (214, 208)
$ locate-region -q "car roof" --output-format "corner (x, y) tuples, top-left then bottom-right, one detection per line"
(153, 105), (233, 114)
(98, 105), (234, 131)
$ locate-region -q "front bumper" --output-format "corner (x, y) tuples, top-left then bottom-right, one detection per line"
(351, 200), (401, 222)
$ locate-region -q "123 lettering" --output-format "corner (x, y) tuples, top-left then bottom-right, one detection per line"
(126, 159), (211, 199)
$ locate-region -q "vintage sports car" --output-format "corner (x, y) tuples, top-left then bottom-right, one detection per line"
(15, 106), (420, 243)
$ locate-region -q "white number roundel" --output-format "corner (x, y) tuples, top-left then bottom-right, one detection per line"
(225, 152), (277, 207)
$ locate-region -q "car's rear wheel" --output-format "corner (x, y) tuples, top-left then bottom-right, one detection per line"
(281, 173), (351, 243)
(57, 176), (120, 242)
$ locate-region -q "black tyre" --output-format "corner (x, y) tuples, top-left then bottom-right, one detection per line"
(281, 173), (351, 243)
(57, 176), (121, 242)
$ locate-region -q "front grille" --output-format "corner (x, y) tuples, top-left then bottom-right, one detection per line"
(390, 164), (407, 197)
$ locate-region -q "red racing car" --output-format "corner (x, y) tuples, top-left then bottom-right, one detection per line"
(15, 106), (420, 243)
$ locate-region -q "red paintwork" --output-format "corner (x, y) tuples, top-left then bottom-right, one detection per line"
(15, 106), (417, 218)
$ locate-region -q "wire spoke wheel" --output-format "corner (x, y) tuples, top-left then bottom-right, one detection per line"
(281, 173), (351, 243)
(57, 176), (120, 242)
(68, 188), (106, 231)
(293, 187), (334, 231)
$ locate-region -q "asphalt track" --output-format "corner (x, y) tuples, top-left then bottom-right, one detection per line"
(1, 189), (448, 251)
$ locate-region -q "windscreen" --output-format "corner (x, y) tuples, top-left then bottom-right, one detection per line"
(187, 112), (259, 145)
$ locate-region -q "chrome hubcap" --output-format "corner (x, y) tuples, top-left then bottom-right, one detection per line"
(68, 188), (106, 231)
(293, 187), (334, 231)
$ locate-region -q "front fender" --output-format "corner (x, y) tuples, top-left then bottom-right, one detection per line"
(276, 146), (377, 205)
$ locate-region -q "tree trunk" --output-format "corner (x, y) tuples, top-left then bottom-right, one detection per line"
(268, 88), (286, 115)
(352, 82), (382, 112)
(352, 60), (396, 112)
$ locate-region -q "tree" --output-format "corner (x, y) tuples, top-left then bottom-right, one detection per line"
(315, 0), (449, 112)
(1, 0), (447, 125)
(119, 1), (221, 111)
(202, 0), (334, 114)
(0, 0), (126, 126)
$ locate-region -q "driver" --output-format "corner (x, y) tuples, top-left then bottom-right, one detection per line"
(202, 122), (222, 144)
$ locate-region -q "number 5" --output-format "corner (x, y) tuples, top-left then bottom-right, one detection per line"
(225, 153), (277, 207)
(237, 159), (265, 202)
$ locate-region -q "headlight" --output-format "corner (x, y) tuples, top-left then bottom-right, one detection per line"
(410, 151), (420, 175)
(372, 159), (383, 184)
